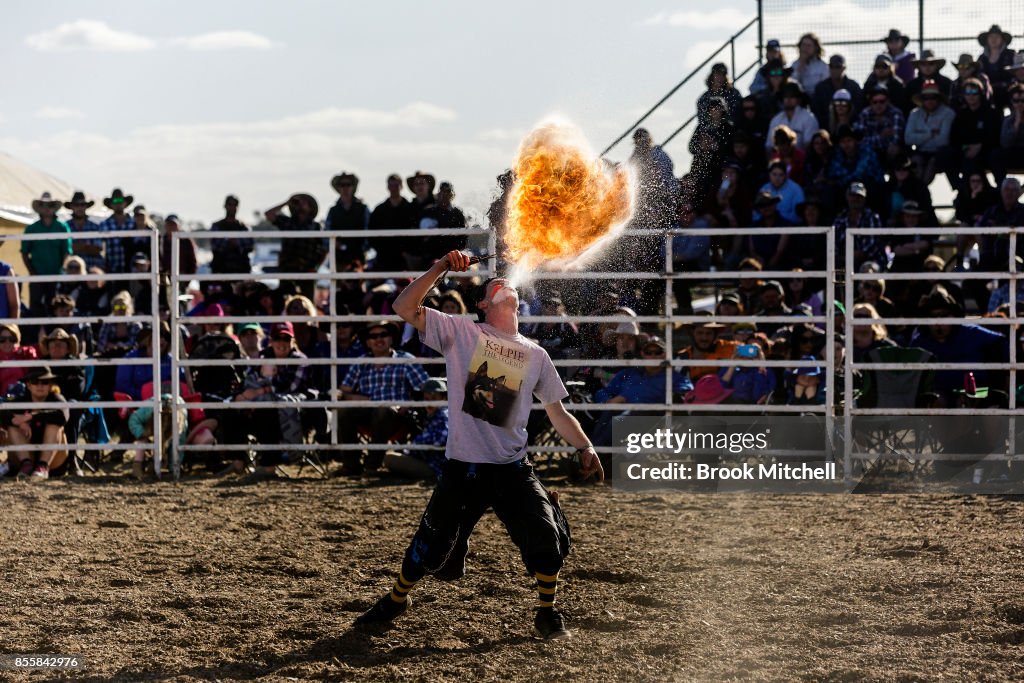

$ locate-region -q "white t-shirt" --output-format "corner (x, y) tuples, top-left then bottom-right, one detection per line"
(422, 307), (568, 464)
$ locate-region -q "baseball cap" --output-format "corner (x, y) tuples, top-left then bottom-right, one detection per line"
(829, 54), (846, 67)
(875, 54), (893, 66)
(766, 38), (781, 50)
(832, 88), (852, 102)
(236, 322), (261, 334)
(847, 181), (868, 197)
(270, 321), (294, 339)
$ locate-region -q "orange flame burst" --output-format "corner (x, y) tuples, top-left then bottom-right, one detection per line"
(503, 122), (633, 271)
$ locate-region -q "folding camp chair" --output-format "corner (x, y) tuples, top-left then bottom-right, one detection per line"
(854, 346), (940, 474)
(71, 365), (112, 475)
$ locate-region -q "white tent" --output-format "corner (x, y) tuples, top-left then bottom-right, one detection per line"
(0, 151), (85, 274)
(0, 151), (81, 225)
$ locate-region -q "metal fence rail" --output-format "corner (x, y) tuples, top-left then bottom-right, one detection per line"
(3, 224), (1022, 481)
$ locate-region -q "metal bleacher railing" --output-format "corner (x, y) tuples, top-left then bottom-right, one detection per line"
(3, 224), (1021, 483)
(0, 229), (167, 468)
(166, 226), (835, 473)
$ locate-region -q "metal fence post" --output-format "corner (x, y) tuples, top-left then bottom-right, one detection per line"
(843, 230), (854, 485)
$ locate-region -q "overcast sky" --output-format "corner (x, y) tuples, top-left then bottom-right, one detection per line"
(2, 1), (1004, 222)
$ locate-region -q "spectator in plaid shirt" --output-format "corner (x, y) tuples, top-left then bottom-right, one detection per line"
(264, 193), (327, 299)
(337, 320), (430, 475)
(63, 191), (105, 270)
(98, 188), (135, 273)
(856, 85), (905, 163)
(827, 125), (884, 203)
(833, 182), (885, 271)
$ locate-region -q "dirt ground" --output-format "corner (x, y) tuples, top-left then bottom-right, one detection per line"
(2, 470), (1024, 682)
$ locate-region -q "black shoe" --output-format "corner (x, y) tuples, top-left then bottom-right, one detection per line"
(533, 606), (571, 640)
(354, 593), (411, 626)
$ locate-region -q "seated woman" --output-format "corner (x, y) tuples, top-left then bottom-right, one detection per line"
(3, 367), (69, 480)
(0, 323), (38, 397)
(95, 290), (142, 358)
(40, 328), (86, 444)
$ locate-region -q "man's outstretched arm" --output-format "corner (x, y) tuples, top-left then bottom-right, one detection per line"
(544, 401), (604, 481)
(392, 250), (471, 333)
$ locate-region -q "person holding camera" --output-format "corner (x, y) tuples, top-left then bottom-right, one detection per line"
(719, 342), (776, 405)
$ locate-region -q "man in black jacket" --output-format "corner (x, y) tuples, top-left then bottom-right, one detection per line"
(812, 54), (864, 124)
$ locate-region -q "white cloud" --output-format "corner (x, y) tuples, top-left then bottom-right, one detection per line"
(172, 30), (276, 51)
(0, 103), (508, 223)
(25, 20), (279, 53)
(642, 8), (751, 30)
(35, 106), (84, 120)
(25, 19), (155, 52)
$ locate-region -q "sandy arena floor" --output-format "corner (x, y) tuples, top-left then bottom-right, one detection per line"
(2, 472), (1024, 682)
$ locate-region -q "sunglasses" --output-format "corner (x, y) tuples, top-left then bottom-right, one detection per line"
(0, 336), (15, 343)
(1013, 98), (1024, 104)
(28, 379), (53, 385)
(833, 100), (850, 105)
(871, 98), (888, 105)
(271, 335), (292, 342)
(743, 106), (757, 111)
(365, 332), (391, 340)
(110, 197), (126, 205)
(921, 95), (939, 100)
(112, 305), (128, 312)
(964, 89), (980, 95)
(337, 183), (353, 188)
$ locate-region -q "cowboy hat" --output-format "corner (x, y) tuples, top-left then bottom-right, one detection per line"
(103, 188), (134, 210)
(690, 310), (727, 330)
(23, 366), (58, 384)
(287, 193), (319, 219)
(31, 191), (62, 213)
(881, 28), (910, 47)
(422, 378), (448, 394)
(913, 50), (946, 70)
(954, 53), (979, 70)
(40, 327), (79, 358)
(684, 375), (734, 404)
(63, 190), (94, 210)
(360, 319), (401, 342)
(912, 79), (947, 106)
(330, 172), (359, 193)
(978, 24), (1013, 48)
(406, 171), (436, 194)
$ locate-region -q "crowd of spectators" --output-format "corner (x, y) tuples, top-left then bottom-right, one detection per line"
(1, 24), (1023, 481)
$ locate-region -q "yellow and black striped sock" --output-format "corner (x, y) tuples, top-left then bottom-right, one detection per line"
(390, 571), (417, 604)
(535, 571), (558, 608)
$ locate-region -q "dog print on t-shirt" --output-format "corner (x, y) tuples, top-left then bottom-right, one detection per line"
(462, 335), (526, 428)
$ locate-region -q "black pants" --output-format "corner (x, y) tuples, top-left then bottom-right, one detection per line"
(400, 459), (572, 583)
